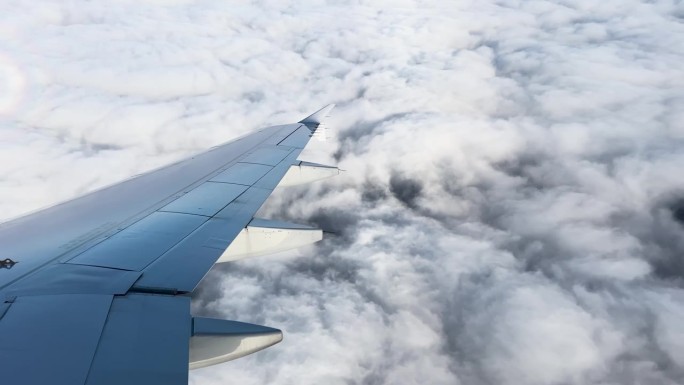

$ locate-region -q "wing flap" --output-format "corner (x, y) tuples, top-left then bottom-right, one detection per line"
(84, 294), (191, 385)
(0, 294), (113, 385)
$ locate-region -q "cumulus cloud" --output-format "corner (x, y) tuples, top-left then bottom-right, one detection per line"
(1, 0), (684, 384)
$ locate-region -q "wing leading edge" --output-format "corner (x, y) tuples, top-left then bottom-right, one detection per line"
(0, 105), (338, 385)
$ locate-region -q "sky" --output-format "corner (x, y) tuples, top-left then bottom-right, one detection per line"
(1, 1), (684, 384)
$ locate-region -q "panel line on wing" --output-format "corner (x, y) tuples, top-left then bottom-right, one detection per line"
(277, 125), (315, 148)
(205, 181), (251, 187)
(153, 210), (212, 218)
(210, 162), (272, 185)
(84, 294), (191, 385)
(277, 124), (309, 147)
(0, 294), (115, 385)
(237, 161), (278, 167)
(240, 146), (292, 166)
(159, 182), (248, 217)
(66, 212), (209, 272)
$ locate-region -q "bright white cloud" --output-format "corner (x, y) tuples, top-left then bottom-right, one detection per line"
(1, 0), (684, 384)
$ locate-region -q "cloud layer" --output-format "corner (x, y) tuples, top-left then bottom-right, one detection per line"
(2, 1), (684, 384)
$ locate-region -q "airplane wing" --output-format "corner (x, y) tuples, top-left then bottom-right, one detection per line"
(0, 105), (339, 385)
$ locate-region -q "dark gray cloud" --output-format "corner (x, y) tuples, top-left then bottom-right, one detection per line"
(1, 1), (684, 385)
(389, 173), (423, 209)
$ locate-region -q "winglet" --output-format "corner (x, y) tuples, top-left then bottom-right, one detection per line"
(299, 104), (335, 128)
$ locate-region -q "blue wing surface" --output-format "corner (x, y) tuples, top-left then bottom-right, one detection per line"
(0, 106), (332, 385)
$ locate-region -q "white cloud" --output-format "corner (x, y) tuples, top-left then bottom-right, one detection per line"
(1, 0), (684, 384)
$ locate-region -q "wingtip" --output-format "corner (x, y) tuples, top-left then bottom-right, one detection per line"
(299, 104), (336, 126)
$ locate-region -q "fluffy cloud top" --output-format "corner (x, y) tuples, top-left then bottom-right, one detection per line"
(1, 1), (684, 384)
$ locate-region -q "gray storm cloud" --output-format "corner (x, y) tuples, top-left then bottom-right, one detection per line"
(1, 0), (684, 384)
